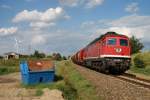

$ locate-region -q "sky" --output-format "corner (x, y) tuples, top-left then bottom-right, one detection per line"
(0, 0), (150, 56)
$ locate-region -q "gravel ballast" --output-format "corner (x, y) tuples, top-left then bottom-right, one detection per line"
(75, 65), (150, 100)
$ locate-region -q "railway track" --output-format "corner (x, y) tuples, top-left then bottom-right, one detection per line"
(75, 63), (150, 89)
(115, 73), (150, 89)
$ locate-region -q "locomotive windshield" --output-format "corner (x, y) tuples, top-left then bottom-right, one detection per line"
(107, 38), (116, 45)
(120, 39), (128, 46)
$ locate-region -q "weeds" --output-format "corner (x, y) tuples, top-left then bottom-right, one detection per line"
(35, 89), (43, 96)
(56, 60), (99, 100)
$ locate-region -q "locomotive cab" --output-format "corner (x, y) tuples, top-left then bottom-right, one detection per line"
(103, 36), (130, 57)
(101, 35), (131, 73)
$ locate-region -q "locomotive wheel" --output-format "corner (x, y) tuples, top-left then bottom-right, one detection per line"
(109, 66), (120, 74)
(109, 66), (126, 74)
(98, 61), (106, 73)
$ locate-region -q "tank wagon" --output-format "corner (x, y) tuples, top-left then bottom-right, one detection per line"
(72, 32), (131, 74)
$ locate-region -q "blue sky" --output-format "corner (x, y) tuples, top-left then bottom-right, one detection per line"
(0, 0), (150, 56)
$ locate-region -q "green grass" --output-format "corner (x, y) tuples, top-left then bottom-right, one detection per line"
(130, 66), (150, 76)
(56, 60), (99, 100)
(35, 89), (44, 96)
(130, 51), (150, 76)
(0, 59), (19, 66)
(0, 66), (19, 75)
(0, 59), (20, 75)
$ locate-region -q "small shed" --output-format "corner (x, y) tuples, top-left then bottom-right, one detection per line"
(4, 52), (20, 60)
(20, 60), (55, 84)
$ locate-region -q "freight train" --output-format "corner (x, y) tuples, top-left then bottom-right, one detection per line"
(72, 32), (131, 74)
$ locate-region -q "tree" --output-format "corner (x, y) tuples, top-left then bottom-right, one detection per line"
(33, 50), (40, 58)
(130, 36), (144, 54)
(0, 56), (3, 59)
(38, 53), (46, 58)
(62, 56), (67, 60)
(31, 50), (46, 58)
(52, 53), (62, 60)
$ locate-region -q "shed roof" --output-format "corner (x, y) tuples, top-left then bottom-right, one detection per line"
(4, 52), (20, 55)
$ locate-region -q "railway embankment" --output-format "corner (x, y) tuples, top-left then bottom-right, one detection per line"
(74, 62), (150, 100)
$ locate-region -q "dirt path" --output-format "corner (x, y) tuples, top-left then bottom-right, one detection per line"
(0, 73), (64, 100)
(75, 65), (150, 100)
(0, 72), (37, 100)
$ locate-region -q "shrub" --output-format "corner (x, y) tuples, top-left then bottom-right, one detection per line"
(0, 68), (8, 74)
(134, 54), (146, 68)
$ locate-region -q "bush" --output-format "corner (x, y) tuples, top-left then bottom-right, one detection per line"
(134, 54), (146, 68)
(52, 53), (62, 61)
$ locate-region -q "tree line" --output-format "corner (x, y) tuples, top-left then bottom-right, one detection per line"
(26, 50), (68, 60)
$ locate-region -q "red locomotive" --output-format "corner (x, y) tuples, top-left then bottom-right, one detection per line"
(72, 32), (131, 74)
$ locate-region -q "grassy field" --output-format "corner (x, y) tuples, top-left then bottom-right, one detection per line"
(0, 59), (20, 75)
(129, 51), (150, 76)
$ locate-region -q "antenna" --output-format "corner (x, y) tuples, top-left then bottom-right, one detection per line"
(14, 37), (22, 53)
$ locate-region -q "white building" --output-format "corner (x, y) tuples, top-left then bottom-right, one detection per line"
(4, 52), (20, 60)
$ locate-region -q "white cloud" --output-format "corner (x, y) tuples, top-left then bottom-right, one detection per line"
(13, 10), (41, 22)
(107, 15), (150, 39)
(125, 2), (139, 13)
(59, 0), (104, 8)
(59, 0), (80, 7)
(81, 21), (95, 28)
(12, 7), (69, 29)
(0, 27), (18, 36)
(14, 28), (87, 55)
(108, 15), (150, 27)
(81, 15), (150, 49)
(30, 22), (56, 29)
(85, 0), (104, 8)
(0, 5), (11, 9)
(31, 35), (46, 45)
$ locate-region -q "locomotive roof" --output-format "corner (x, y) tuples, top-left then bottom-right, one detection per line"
(87, 32), (127, 47)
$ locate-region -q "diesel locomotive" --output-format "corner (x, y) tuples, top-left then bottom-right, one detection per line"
(72, 32), (131, 74)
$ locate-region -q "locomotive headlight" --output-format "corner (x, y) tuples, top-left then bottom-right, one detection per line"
(115, 48), (122, 53)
